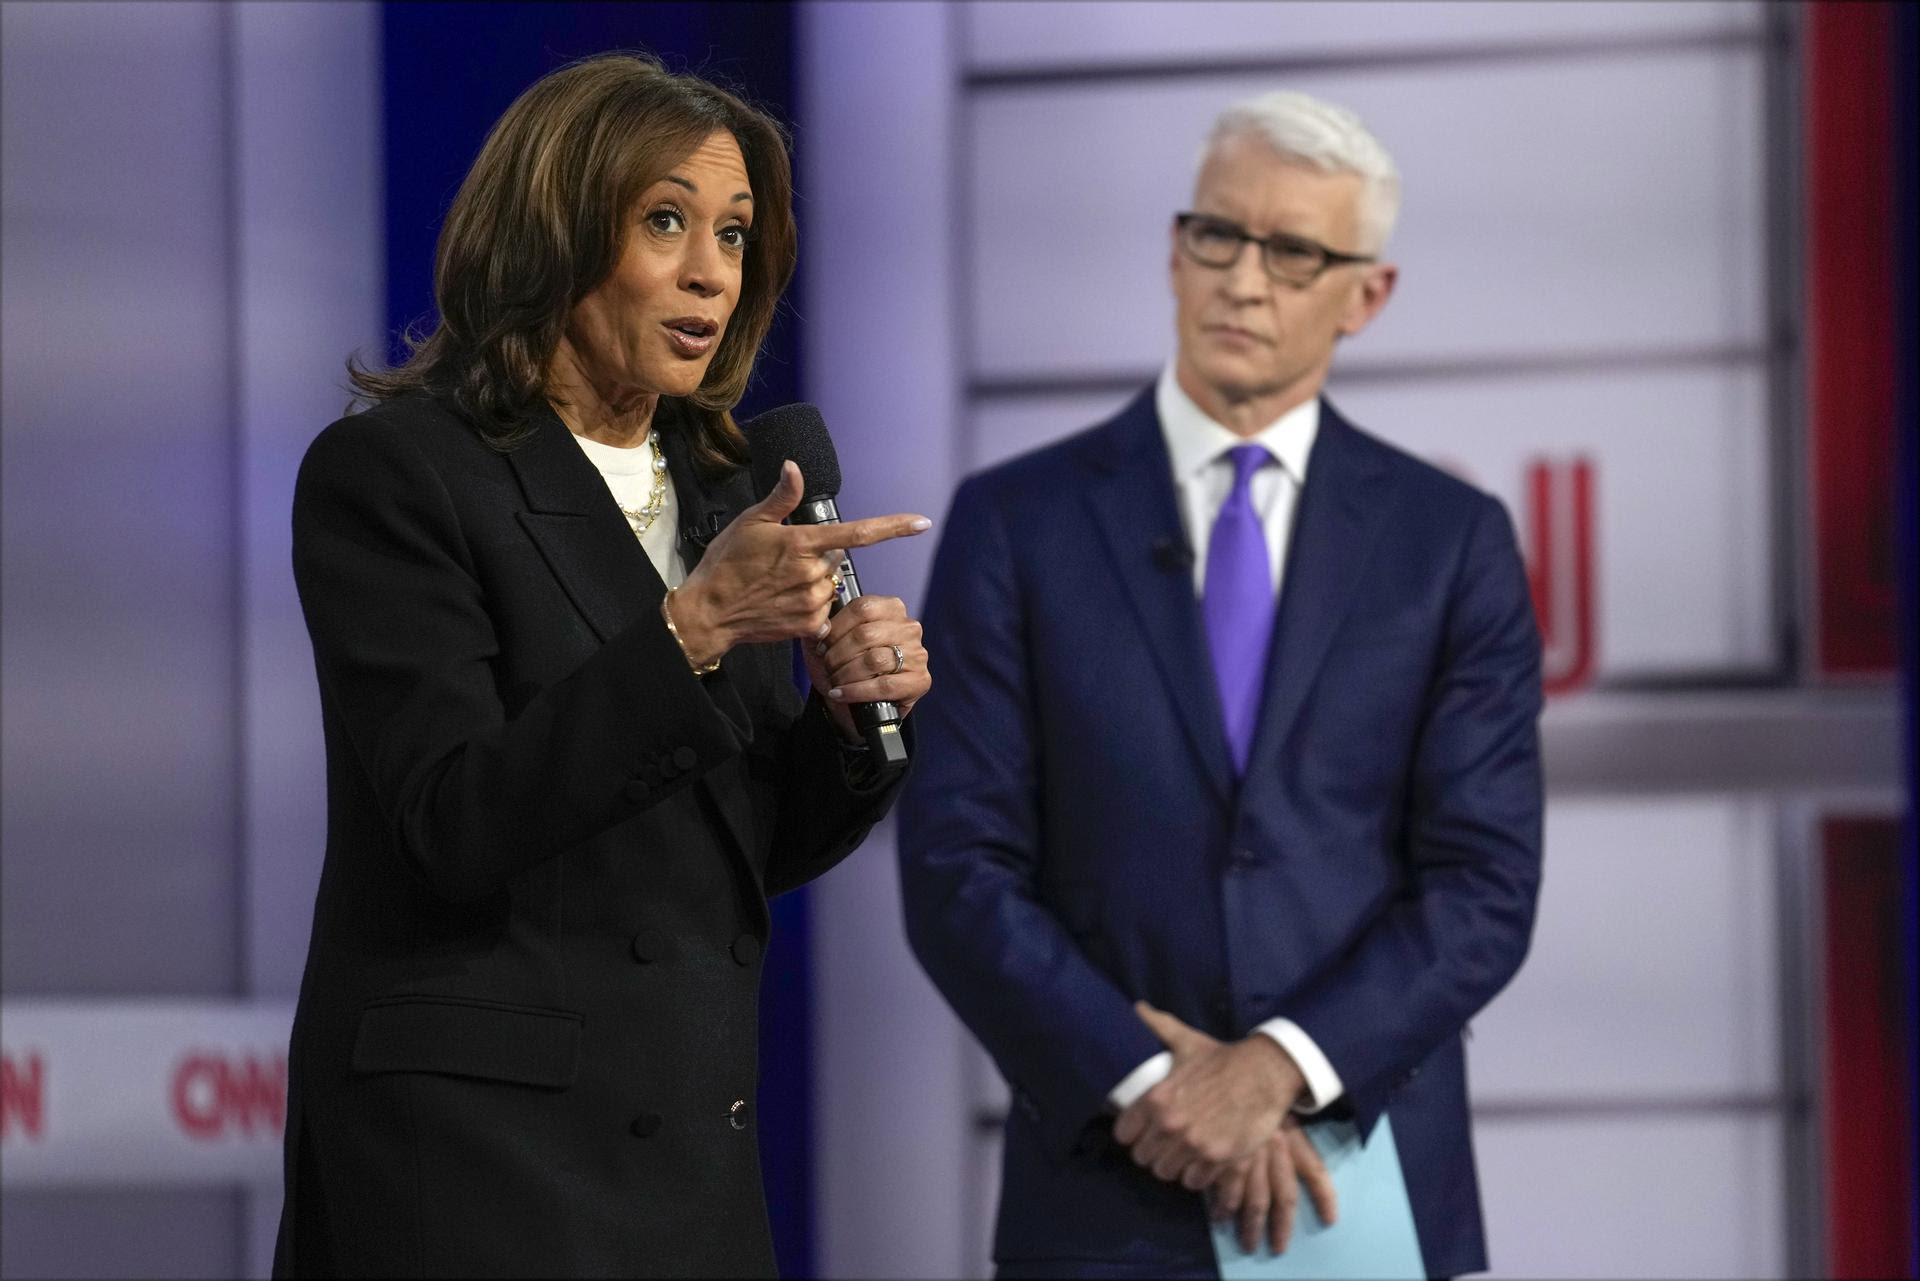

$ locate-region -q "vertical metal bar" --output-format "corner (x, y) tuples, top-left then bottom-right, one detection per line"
(949, 0), (978, 484)
(1777, 799), (1827, 1279)
(1767, 6), (1827, 1266)
(946, 12), (1000, 1274)
(961, 1044), (1000, 1279)
(1766, 0), (1811, 687)
(1765, 14), (1826, 1261)
(218, 0), (252, 1003)
(220, 4), (258, 1273)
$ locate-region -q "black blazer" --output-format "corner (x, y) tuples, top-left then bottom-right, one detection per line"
(273, 393), (904, 1278)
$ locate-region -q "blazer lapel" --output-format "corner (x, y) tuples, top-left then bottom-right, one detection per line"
(1242, 400), (1397, 782)
(1081, 391), (1235, 806)
(507, 403), (760, 862)
(508, 403), (666, 644)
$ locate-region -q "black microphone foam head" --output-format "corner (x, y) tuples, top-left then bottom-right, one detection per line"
(741, 402), (841, 500)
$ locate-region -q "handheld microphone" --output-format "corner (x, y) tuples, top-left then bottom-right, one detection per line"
(680, 511), (724, 548)
(741, 403), (909, 769)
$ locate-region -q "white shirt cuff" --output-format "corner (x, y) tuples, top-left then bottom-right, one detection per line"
(1255, 1018), (1344, 1113)
(1106, 1050), (1173, 1111)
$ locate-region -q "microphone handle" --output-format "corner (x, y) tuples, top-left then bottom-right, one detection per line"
(792, 497), (910, 769)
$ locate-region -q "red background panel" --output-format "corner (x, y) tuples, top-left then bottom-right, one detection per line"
(1821, 815), (1916, 1279)
(1807, 1), (1899, 675)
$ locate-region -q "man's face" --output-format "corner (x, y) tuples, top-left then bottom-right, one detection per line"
(1171, 133), (1395, 418)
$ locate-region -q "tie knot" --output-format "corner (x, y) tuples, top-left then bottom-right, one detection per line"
(1224, 444), (1270, 490)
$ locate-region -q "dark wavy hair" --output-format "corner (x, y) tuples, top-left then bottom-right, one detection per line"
(348, 52), (797, 473)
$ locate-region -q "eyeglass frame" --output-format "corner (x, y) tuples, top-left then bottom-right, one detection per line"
(1173, 211), (1377, 286)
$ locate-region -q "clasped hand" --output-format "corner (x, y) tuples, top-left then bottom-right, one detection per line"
(1115, 1001), (1337, 1253)
(669, 460), (932, 739)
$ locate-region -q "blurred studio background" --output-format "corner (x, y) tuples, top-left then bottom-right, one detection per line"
(2, 1), (1915, 1278)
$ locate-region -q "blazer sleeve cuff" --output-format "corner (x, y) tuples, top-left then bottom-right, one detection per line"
(1008, 1011), (1165, 1164)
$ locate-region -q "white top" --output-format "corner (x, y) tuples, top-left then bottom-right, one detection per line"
(570, 429), (687, 589)
(1106, 366), (1344, 1117)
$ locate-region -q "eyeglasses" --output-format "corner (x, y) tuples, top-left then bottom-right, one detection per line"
(1174, 212), (1375, 287)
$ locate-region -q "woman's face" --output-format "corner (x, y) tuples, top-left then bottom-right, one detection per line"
(564, 129), (754, 405)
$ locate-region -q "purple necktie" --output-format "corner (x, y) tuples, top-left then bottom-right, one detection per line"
(1203, 445), (1275, 773)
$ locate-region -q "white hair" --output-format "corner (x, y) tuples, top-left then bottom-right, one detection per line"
(1199, 90), (1401, 253)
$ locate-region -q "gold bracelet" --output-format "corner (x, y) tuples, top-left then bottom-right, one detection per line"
(661, 588), (722, 675)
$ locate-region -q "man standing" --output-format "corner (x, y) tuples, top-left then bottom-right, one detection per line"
(899, 91), (1543, 1279)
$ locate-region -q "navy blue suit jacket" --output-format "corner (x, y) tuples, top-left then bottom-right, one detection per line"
(898, 389), (1543, 1277)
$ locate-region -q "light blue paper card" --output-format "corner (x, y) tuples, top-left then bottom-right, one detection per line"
(1210, 1114), (1425, 1280)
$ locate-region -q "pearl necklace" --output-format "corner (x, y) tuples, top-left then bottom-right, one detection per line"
(616, 431), (670, 536)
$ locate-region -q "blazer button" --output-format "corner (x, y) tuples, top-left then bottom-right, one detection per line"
(658, 755), (681, 780)
(729, 934), (762, 966)
(729, 1099), (749, 1131)
(672, 745), (698, 772)
(629, 1112), (663, 1138)
(631, 928), (669, 964)
(623, 780), (650, 804)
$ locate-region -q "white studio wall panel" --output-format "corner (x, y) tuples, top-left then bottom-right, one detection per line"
(1474, 1112), (1786, 1279)
(1330, 365), (1775, 676)
(3, 3), (249, 1275)
(964, 46), (1767, 379)
(232, 0), (383, 1003)
(971, 359), (1776, 677)
(800, 5), (974, 1279)
(0, 0), (242, 998)
(968, 392), (1136, 472)
(1467, 796), (1780, 1103)
(799, 5), (966, 611)
(229, 8), (384, 1273)
(964, 0), (1763, 72)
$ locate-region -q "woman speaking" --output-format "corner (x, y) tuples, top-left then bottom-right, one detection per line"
(274, 54), (931, 1278)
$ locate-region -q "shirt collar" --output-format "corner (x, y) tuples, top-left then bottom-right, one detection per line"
(1154, 362), (1319, 485)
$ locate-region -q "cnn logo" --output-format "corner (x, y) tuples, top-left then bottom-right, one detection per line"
(1435, 455), (1596, 696)
(171, 1051), (286, 1140)
(2, 1050), (45, 1141)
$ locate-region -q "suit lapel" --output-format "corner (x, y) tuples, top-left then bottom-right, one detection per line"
(1081, 392), (1235, 806)
(1242, 401), (1397, 782)
(508, 403), (666, 644)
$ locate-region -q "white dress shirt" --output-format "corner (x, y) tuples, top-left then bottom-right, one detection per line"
(571, 430), (686, 588)
(1105, 365), (1345, 1116)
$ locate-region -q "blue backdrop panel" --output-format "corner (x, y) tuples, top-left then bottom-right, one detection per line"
(379, 5), (814, 1274)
